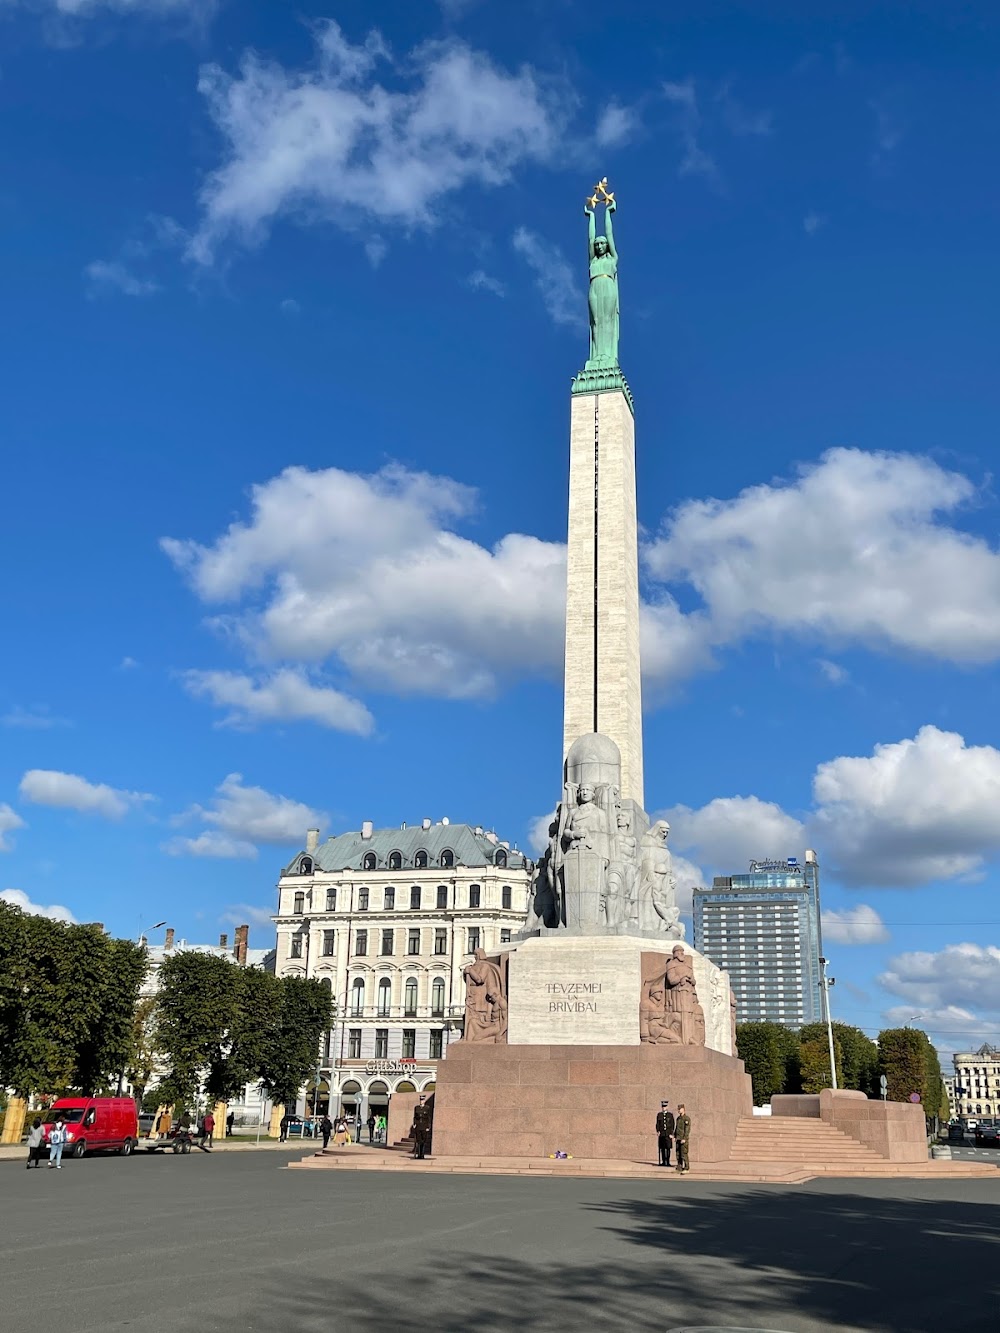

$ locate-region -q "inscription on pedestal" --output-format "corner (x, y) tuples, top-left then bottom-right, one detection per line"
(508, 938), (642, 1045)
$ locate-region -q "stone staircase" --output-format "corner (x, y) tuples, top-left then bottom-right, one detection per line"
(729, 1115), (899, 1171)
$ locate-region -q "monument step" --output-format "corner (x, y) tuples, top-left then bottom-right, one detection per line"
(728, 1116), (886, 1165)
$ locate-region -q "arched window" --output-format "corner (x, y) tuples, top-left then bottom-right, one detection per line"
(378, 976), (392, 1017)
(320, 977), (332, 991)
(495, 849), (507, 868)
(404, 977), (418, 1017)
(350, 977), (365, 1016)
(432, 977), (445, 1016)
(300, 855), (313, 875)
(440, 849), (454, 869)
(389, 851), (402, 870)
(362, 852), (377, 871)
(414, 849), (428, 869)
(293, 891), (305, 914)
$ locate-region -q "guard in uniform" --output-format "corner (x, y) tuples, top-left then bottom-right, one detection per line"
(674, 1103), (691, 1173)
(411, 1096), (431, 1161)
(655, 1100), (675, 1167)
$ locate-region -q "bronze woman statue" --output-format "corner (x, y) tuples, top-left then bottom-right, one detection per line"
(584, 192), (619, 367)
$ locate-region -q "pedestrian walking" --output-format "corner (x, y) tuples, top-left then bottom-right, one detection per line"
(48, 1116), (67, 1168)
(655, 1100), (675, 1167)
(226, 1111), (235, 1138)
(320, 1115), (333, 1150)
(199, 1110), (215, 1151)
(279, 1113), (290, 1143)
(367, 1112), (376, 1144)
(674, 1103), (691, 1174)
(26, 1118), (44, 1169)
(332, 1115), (350, 1147)
(377, 1114), (387, 1144)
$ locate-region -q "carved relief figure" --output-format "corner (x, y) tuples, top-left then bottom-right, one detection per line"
(638, 821), (684, 938)
(461, 948), (507, 1044)
(639, 954), (681, 1045)
(729, 982), (739, 1058)
(559, 783), (612, 927)
(605, 811), (638, 929)
(664, 945), (705, 1047)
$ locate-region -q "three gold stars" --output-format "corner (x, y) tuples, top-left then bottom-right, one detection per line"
(587, 176), (615, 208)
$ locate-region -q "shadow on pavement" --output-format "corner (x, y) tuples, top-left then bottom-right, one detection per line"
(195, 1186), (999, 1333)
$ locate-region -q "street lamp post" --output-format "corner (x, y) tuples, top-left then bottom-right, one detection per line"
(819, 955), (838, 1092)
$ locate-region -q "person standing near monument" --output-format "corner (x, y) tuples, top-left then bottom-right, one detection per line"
(655, 1101), (675, 1167)
(674, 1103), (691, 1173)
(411, 1096), (431, 1160)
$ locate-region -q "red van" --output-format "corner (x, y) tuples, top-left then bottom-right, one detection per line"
(43, 1097), (139, 1158)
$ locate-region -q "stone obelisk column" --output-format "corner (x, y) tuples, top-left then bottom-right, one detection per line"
(562, 179), (644, 810)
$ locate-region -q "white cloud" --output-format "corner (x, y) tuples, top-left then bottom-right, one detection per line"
(803, 211), (826, 235)
(717, 84), (773, 137)
(1, 705), (71, 729)
(4, 0), (206, 12)
(164, 462), (567, 700)
(189, 22), (566, 264)
(467, 269), (505, 298)
(181, 667), (374, 735)
(817, 658), (849, 686)
(364, 236), (387, 269)
(661, 796), (806, 877)
(0, 804), (26, 852)
(512, 227), (579, 328)
(222, 903), (276, 929)
(279, 298), (300, 316)
(880, 944), (1000, 1015)
(669, 851), (705, 916)
(178, 773), (326, 848)
(646, 448), (1000, 668)
(527, 811), (556, 855)
(84, 260), (159, 298)
(822, 904), (889, 945)
(0, 888), (76, 923)
(811, 726), (1000, 886)
(663, 79), (719, 182)
(118, 656), (139, 670)
(595, 102), (635, 148)
(163, 831), (258, 860)
(19, 769), (151, 820)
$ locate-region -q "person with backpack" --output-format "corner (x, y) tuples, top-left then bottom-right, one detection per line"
(26, 1118), (44, 1169)
(48, 1116), (67, 1169)
(320, 1115), (333, 1150)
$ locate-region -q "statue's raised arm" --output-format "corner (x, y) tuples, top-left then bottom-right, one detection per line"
(584, 178), (620, 369)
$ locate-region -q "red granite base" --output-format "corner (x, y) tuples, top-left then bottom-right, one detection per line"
(432, 1043), (753, 1164)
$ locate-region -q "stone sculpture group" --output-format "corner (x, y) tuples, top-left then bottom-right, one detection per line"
(640, 946), (706, 1046)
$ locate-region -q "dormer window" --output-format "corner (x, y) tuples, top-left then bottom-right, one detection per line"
(362, 852), (377, 871)
(300, 855), (313, 875)
(388, 851), (402, 871)
(440, 849), (454, 869)
(495, 849), (507, 869)
(414, 849), (428, 869)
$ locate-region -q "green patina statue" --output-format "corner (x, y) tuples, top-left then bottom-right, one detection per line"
(573, 177), (633, 411)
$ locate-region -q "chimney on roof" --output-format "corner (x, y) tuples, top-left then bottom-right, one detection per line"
(361, 820), (374, 840)
(475, 825), (483, 837)
(234, 924), (249, 966)
(485, 831), (498, 845)
(422, 818), (431, 830)
(401, 822), (407, 830)
(165, 927), (175, 950)
(501, 841), (510, 850)
(306, 828), (320, 854)
(219, 932), (228, 949)
(441, 817), (450, 826)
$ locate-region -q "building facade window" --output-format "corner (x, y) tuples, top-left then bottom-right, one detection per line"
(384, 887), (395, 910)
(434, 928), (447, 956)
(415, 850), (428, 869)
(432, 978), (445, 1016)
(408, 928), (420, 956)
(375, 1029), (388, 1058)
(363, 852), (376, 871)
(404, 977), (418, 1016)
(437, 885), (448, 909)
(326, 888), (337, 911)
(355, 929), (368, 956)
(430, 1030), (443, 1059)
(300, 856), (313, 875)
(468, 927), (480, 953)
(441, 850), (455, 869)
(389, 851), (402, 870)
(501, 928), (511, 944)
(410, 885), (421, 910)
(495, 850), (507, 868)
(381, 929), (393, 956)
(348, 1028), (361, 1058)
(469, 884), (481, 909)
(502, 885), (512, 910)
(358, 888), (369, 911)
(322, 929), (335, 956)
(402, 1029), (416, 1059)
(377, 977), (391, 1016)
(290, 935), (303, 959)
(351, 978), (364, 1015)
(293, 891), (305, 914)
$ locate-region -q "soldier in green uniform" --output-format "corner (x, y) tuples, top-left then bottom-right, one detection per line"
(655, 1100), (675, 1167)
(411, 1095), (432, 1161)
(674, 1103), (691, 1173)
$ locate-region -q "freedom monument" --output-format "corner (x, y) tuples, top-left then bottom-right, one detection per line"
(432, 182), (753, 1163)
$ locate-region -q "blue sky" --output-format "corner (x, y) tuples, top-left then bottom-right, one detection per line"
(2, 0), (1000, 1057)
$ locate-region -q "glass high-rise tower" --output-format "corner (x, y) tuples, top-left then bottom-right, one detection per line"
(692, 851), (823, 1027)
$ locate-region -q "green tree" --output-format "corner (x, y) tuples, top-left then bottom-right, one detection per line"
(205, 968), (283, 1103)
(736, 1022), (798, 1105)
(799, 1033), (843, 1093)
(799, 1022), (877, 1095)
(258, 976), (334, 1109)
(154, 952), (242, 1107)
(74, 935), (148, 1093)
(878, 1027), (931, 1105)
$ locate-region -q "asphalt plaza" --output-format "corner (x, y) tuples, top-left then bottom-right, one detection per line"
(2, 1149), (997, 1332)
